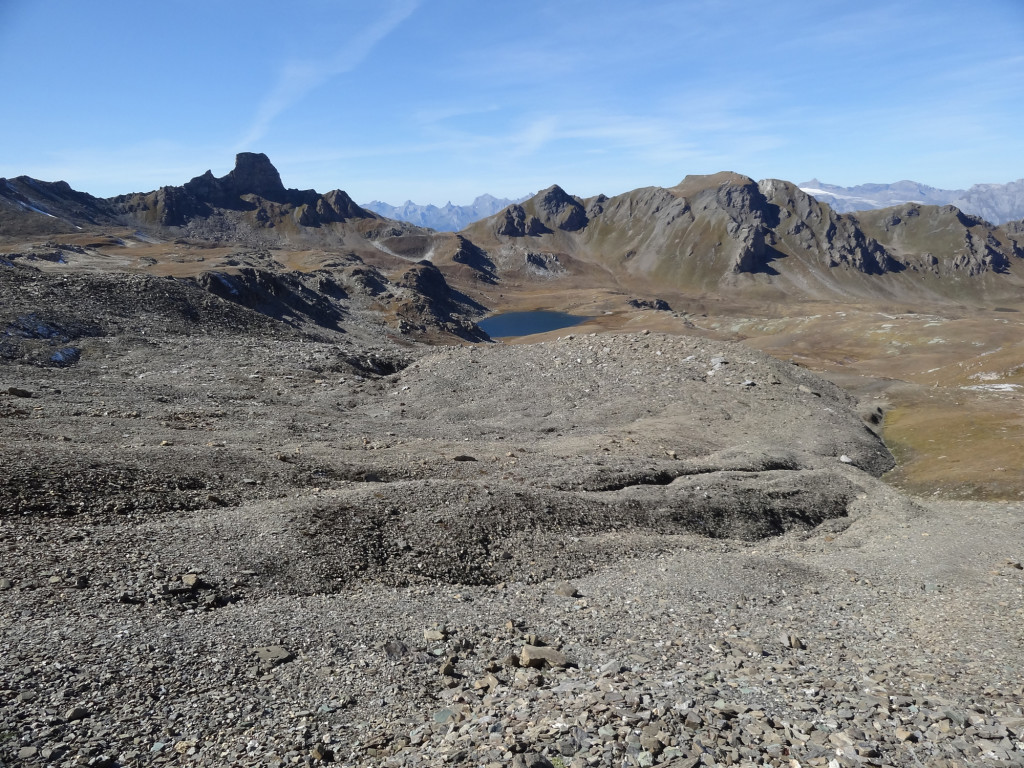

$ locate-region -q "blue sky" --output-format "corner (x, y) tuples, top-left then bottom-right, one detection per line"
(2, 0), (1023, 204)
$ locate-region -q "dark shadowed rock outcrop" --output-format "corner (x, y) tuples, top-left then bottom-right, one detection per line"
(197, 267), (347, 331)
(110, 152), (378, 232)
(202, 151), (287, 201)
(393, 260), (489, 342)
(449, 234), (497, 282)
(495, 204), (547, 237)
(534, 185), (588, 231)
(0, 177), (119, 233)
(758, 179), (901, 275)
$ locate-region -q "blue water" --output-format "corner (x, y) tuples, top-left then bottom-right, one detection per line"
(478, 310), (590, 338)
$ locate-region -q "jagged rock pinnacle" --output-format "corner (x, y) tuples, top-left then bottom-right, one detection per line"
(223, 152), (286, 200)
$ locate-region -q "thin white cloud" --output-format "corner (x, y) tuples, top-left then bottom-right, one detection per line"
(508, 117), (560, 158)
(413, 103), (501, 126)
(272, 93), (793, 202)
(236, 0), (419, 149)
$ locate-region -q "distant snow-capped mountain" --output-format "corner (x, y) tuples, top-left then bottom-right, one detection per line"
(361, 194), (529, 231)
(799, 178), (1024, 225)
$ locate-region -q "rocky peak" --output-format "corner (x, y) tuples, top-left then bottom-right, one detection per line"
(181, 152), (288, 207)
(533, 185), (588, 232)
(536, 184), (571, 206)
(318, 189), (372, 221)
(670, 172), (757, 200)
(396, 260), (449, 298)
(222, 152), (287, 201)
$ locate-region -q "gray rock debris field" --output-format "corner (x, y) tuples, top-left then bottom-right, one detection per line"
(2, 327), (1023, 767)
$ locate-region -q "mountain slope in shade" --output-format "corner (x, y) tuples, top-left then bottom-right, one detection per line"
(800, 178), (1024, 225)
(0, 176), (120, 234)
(109, 152), (383, 241)
(361, 193), (530, 231)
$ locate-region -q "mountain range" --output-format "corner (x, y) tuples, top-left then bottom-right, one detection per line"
(361, 194), (529, 231)
(799, 178), (1024, 225)
(2, 153), (1023, 311)
(443, 173), (1024, 306)
(357, 178), (1024, 232)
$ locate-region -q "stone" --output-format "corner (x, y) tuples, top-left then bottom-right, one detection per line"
(600, 660), (626, 676)
(384, 640), (408, 661)
(520, 644), (569, 669)
(181, 573), (207, 589)
(0, 578), (12, 590)
(254, 645), (293, 666)
(473, 673), (500, 691)
(40, 745), (68, 761)
(424, 628), (446, 641)
(18, 746), (38, 759)
(713, 701), (747, 718)
(1003, 717), (1024, 738)
(65, 706), (90, 721)
(433, 707), (456, 724)
(6, 387), (32, 398)
(557, 736), (578, 756)
(452, 454), (477, 461)
(513, 668), (545, 688)
(310, 744), (334, 761)
(512, 754), (554, 768)
(628, 298), (672, 312)
(781, 634), (805, 650)
(553, 581), (580, 597)
(640, 733), (664, 753)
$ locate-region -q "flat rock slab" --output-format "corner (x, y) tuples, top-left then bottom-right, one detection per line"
(253, 645), (293, 666)
(520, 644), (569, 669)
